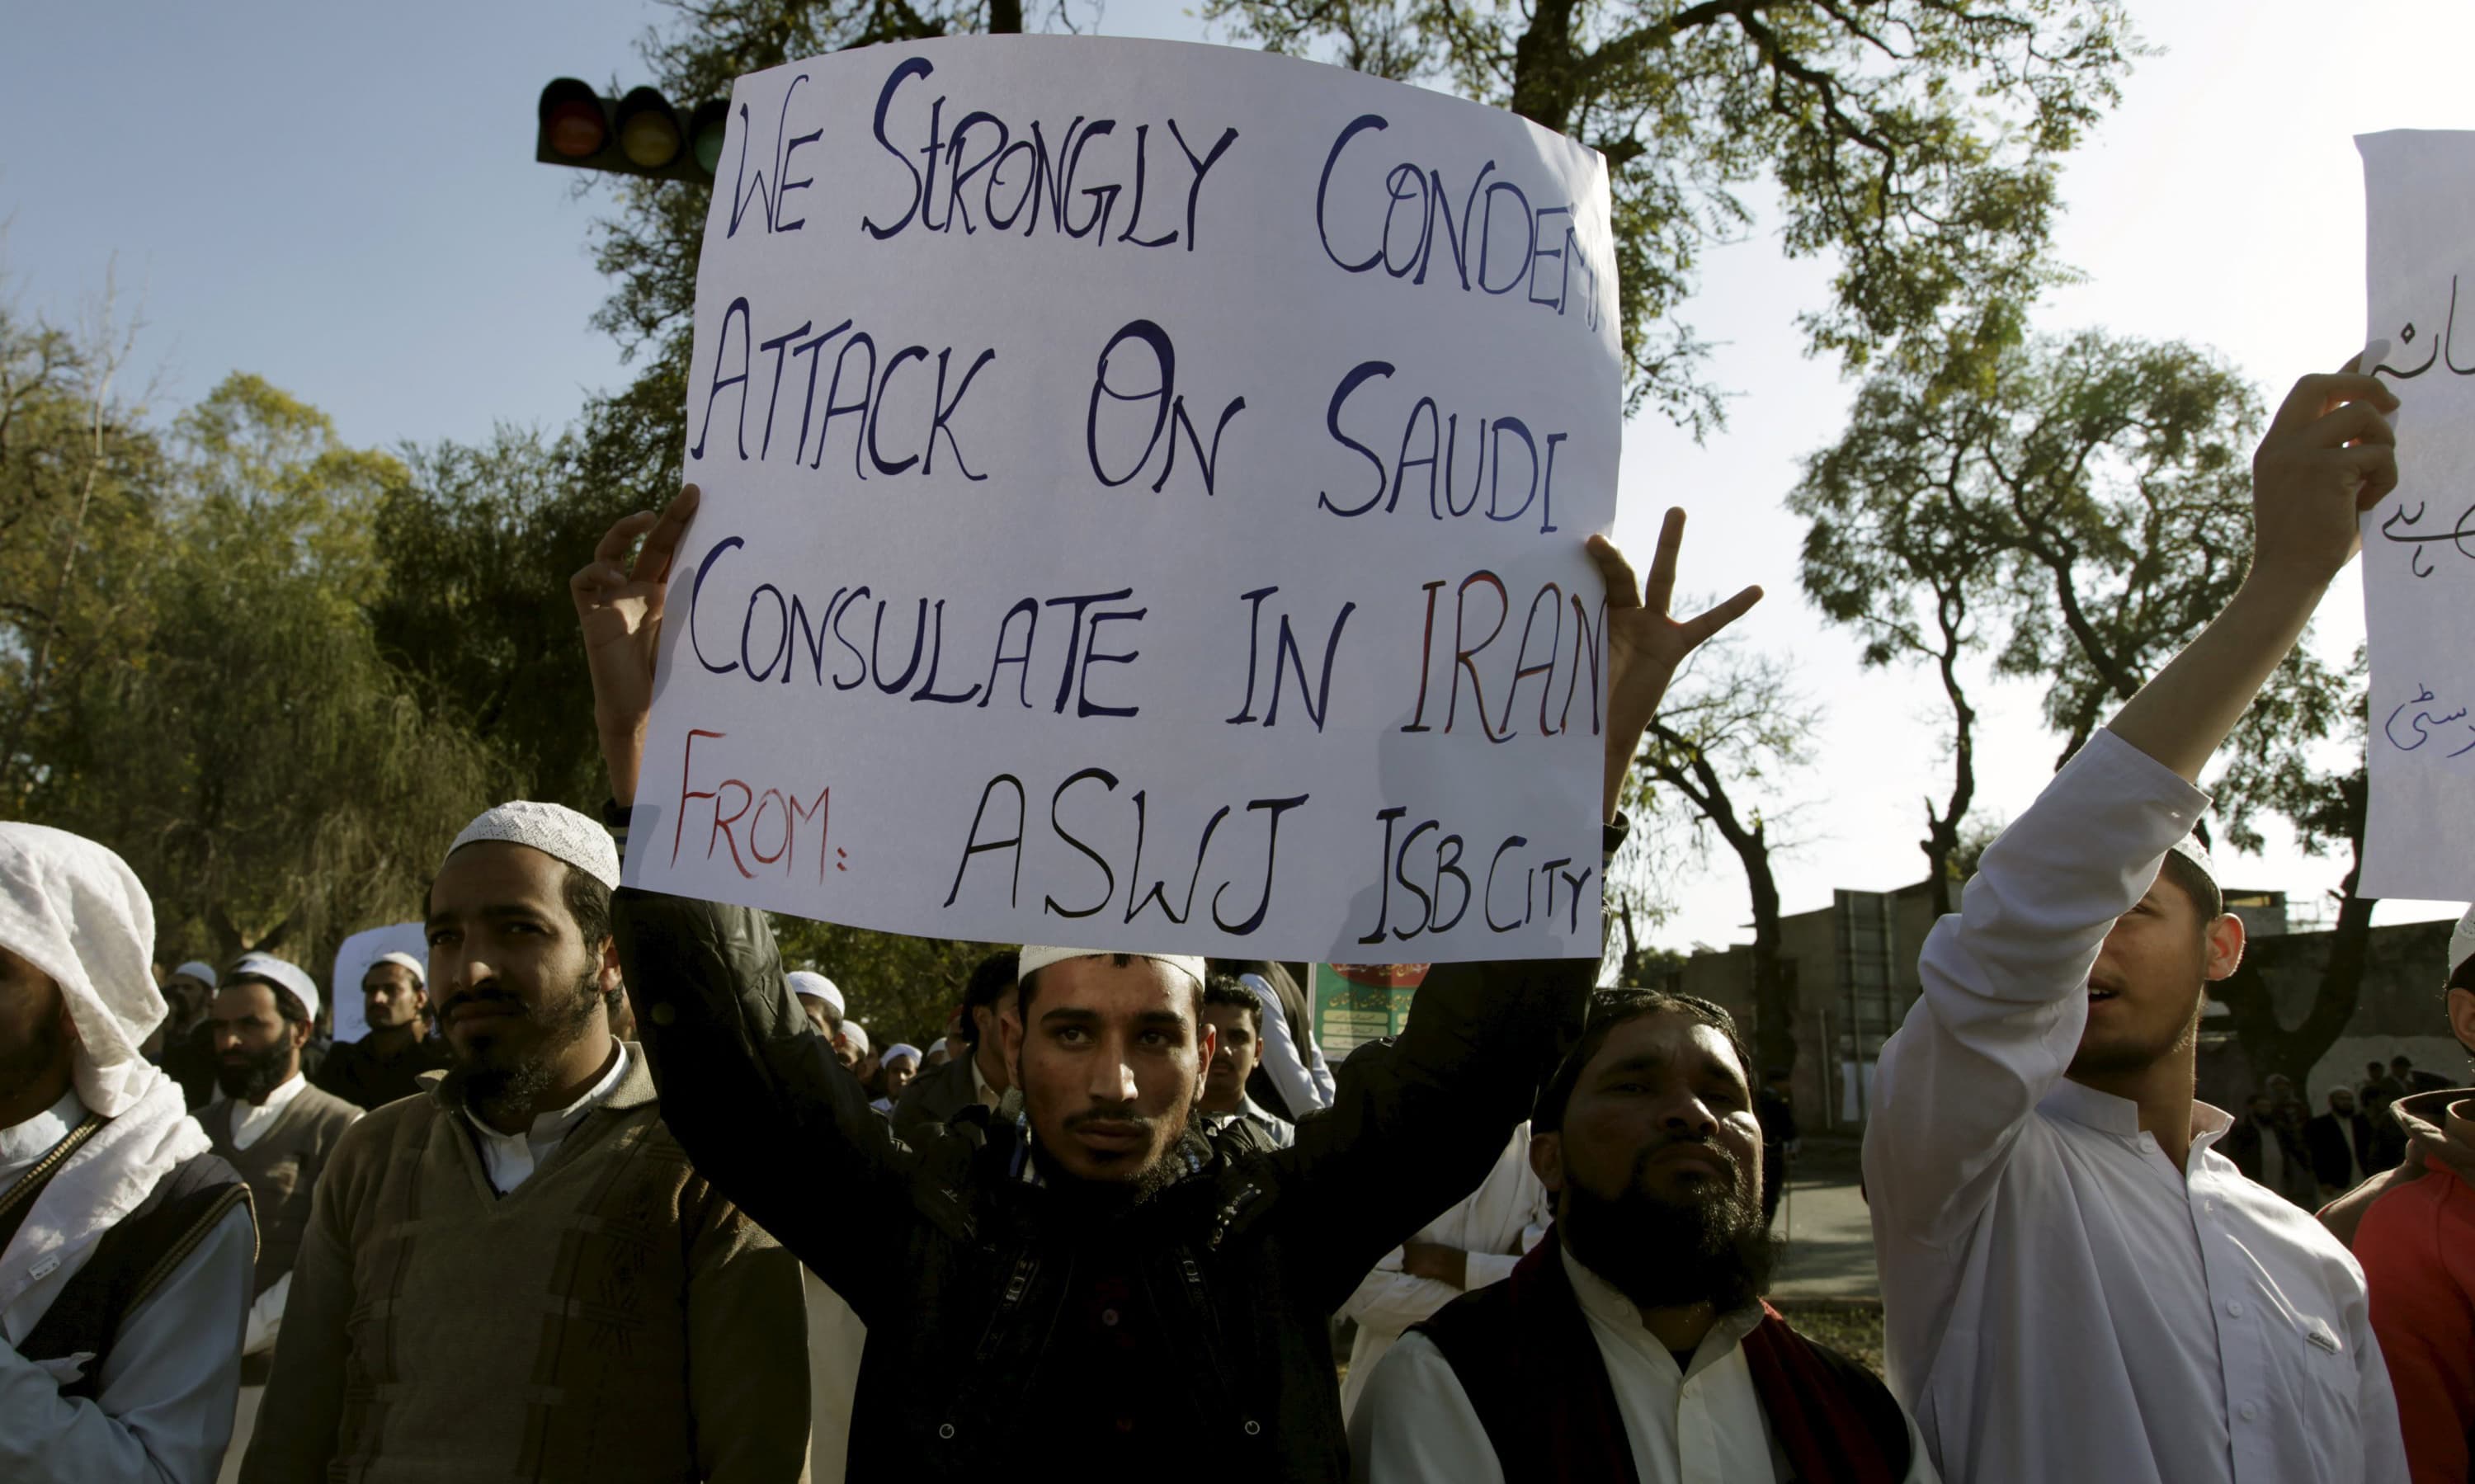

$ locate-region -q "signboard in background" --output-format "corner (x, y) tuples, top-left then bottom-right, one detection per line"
(623, 36), (1624, 963)
(1313, 962), (1431, 1061)
(2360, 131), (2475, 901)
(330, 921), (426, 1044)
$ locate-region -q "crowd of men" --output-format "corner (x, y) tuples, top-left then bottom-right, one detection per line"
(2, 360), (2467, 1482)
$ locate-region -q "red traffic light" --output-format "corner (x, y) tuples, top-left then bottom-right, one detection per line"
(538, 78), (608, 159)
(535, 78), (725, 184)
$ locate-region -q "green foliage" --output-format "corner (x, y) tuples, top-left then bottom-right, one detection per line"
(1794, 328), (2289, 767)
(374, 427), (642, 806)
(771, 916), (1003, 1049)
(15, 370), (501, 970)
(1794, 326), (2374, 1083)
(1213, 0), (2138, 426)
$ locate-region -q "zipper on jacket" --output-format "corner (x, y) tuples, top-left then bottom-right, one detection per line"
(971, 1249), (1040, 1364)
(1175, 1249), (1262, 1439)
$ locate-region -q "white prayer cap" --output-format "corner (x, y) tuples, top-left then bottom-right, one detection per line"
(2450, 906), (2475, 982)
(2166, 835), (2218, 889)
(231, 952), (322, 1025)
(446, 800), (621, 890)
(883, 1042), (922, 1068)
(927, 1037), (948, 1057)
(170, 960), (218, 988)
(1017, 945), (1206, 988)
(0, 823), (169, 1117)
(840, 1020), (871, 1058)
(366, 950), (426, 987)
(786, 971), (844, 1014)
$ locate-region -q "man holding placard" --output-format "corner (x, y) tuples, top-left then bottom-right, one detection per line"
(1863, 364), (2408, 1483)
(573, 483), (1755, 1477)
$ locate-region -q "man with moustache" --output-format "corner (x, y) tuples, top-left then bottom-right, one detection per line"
(1351, 990), (1930, 1481)
(571, 484), (1761, 1480)
(0, 825), (257, 1483)
(313, 952), (450, 1111)
(893, 950), (1018, 1140)
(1862, 365), (2408, 1483)
(1198, 973), (1293, 1148)
(200, 953), (359, 1369)
(240, 802), (809, 1484)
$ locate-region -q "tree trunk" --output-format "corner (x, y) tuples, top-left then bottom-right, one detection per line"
(2211, 809), (2376, 1088)
(1507, 0), (1579, 132)
(988, 0), (1022, 34)
(1739, 825), (1795, 1077)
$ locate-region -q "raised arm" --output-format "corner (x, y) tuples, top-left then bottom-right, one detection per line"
(1864, 364), (2398, 1246)
(575, 488), (922, 1314)
(1279, 511), (1757, 1305)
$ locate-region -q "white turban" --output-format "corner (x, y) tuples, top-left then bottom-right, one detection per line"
(786, 971), (844, 1015)
(0, 823), (167, 1118)
(367, 950), (427, 987)
(1017, 945), (1205, 988)
(839, 1020), (871, 1058)
(883, 1042), (922, 1069)
(2166, 835), (2217, 889)
(2452, 906), (2475, 980)
(231, 951), (322, 1025)
(170, 960), (218, 989)
(447, 800), (621, 890)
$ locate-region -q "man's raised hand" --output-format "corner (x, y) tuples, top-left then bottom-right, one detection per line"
(573, 484), (700, 805)
(2250, 363), (2399, 587)
(1591, 508), (1763, 820)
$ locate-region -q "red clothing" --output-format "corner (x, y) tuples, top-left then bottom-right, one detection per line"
(2327, 1089), (2475, 1482)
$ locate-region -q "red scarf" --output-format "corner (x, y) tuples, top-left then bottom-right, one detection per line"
(1412, 1227), (1904, 1484)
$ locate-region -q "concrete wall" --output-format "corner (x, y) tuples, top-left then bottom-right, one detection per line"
(2213, 917), (2465, 1109)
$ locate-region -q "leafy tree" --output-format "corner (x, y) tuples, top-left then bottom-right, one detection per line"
(2209, 653), (2372, 1088)
(374, 429), (643, 805)
(1624, 647), (1812, 1075)
(0, 282), (166, 808)
(1791, 424), (1996, 915)
(26, 375), (500, 972)
(772, 917), (1002, 1049)
(1212, 0), (2138, 425)
(1797, 327), (2368, 1082)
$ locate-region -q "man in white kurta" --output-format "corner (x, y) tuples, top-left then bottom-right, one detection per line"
(1352, 994), (1935, 1483)
(0, 823), (256, 1484)
(1863, 363), (2410, 1484)
(1338, 1123), (1548, 1418)
(1353, 1244), (1936, 1484)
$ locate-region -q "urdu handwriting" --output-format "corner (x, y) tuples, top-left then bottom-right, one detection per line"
(2383, 682), (2475, 757)
(2378, 501), (2475, 578)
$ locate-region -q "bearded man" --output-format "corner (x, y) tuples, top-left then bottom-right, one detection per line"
(1353, 990), (1930, 1482)
(570, 486), (1759, 1480)
(312, 953), (450, 1111)
(1862, 364), (2407, 1482)
(200, 953), (360, 1369)
(239, 802), (810, 1483)
(0, 824), (257, 1483)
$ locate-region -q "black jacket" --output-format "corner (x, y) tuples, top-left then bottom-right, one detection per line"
(2304, 1110), (2376, 1189)
(891, 1044), (987, 1141)
(610, 888), (1591, 1482)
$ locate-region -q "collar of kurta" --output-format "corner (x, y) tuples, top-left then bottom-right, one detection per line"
(418, 1039), (658, 1117)
(2040, 1076), (2234, 1147)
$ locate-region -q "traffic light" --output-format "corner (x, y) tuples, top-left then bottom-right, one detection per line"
(536, 78), (730, 184)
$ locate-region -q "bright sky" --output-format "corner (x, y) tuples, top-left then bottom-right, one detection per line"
(4, 0), (2468, 953)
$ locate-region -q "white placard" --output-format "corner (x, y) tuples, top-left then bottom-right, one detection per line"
(625, 36), (1623, 963)
(2360, 130), (2475, 901)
